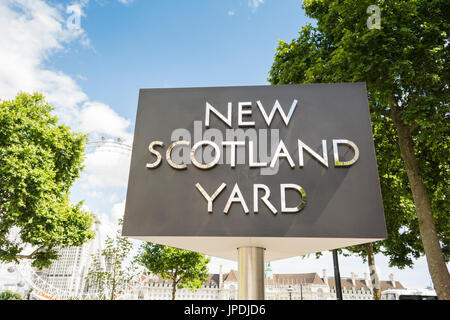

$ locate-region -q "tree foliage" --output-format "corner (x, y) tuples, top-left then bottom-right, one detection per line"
(85, 222), (136, 300)
(0, 290), (22, 300)
(0, 92), (94, 269)
(269, 0), (449, 298)
(137, 243), (210, 300)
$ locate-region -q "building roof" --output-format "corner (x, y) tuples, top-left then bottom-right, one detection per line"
(224, 270), (238, 282)
(327, 278), (370, 291)
(380, 280), (405, 290)
(139, 270), (405, 290)
(205, 273), (220, 286)
(326, 277), (405, 291)
(266, 273), (325, 285)
(137, 272), (221, 288)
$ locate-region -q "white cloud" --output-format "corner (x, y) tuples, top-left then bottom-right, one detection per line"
(0, 0), (135, 207)
(0, 0), (135, 208)
(0, 0), (87, 110)
(81, 204), (117, 239)
(86, 190), (104, 199)
(248, 0), (264, 11)
(0, 0), (133, 141)
(98, 212), (118, 237)
(117, 0), (134, 4)
(227, 10), (235, 16)
(111, 200), (126, 221)
(81, 144), (132, 188)
(95, 208), (141, 255)
(108, 193), (119, 203)
(79, 101), (133, 142)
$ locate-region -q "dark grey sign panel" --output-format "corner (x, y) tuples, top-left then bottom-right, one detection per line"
(122, 83), (387, 260)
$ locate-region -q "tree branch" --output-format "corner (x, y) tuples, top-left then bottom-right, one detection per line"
(409, 122), (419, 135)
(15, 246), (45, 259)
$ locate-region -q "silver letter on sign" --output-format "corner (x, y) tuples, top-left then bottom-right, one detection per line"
(298, 139), (328, 167)
(195, 182), (227, 213)
(224, 183), (249, 214)
(205, 102), (232, 128)
(146, 141), (164, 168)
(166, 141), (190, 170)
(256, 99), (298, 126)
(238, 102), (255, 127)
(269, 139), (295, 168)
(280, 184), (307, 213)
(333, 139), (360, 167)
(254, 184), (277, 215)
(191, 140), (221, 169)
(222, 141), (245, 167)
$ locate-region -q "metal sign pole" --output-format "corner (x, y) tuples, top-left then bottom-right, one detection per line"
(238, 247), (265, 300)
(332, 249), (343, 300)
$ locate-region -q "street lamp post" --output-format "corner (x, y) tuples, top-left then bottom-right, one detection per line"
(288, 285), (293, 300)
(332, 249), (343, 300)
(300, 281), (303, 300)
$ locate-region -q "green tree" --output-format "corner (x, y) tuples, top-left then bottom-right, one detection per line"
(334, 114), (423, 299)
(0, 290), (22, 300)
(85, 222), (136, 300)
(0, 92), (94, 269)
(269, 0), (449, 299)
(137, 243), (210, 300)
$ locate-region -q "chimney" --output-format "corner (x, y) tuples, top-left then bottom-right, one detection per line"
(219, 265), (223, 289)
(389, 273), (396, 288)
(364, 272), (372, 289)
(351, 272), (357, 287)
(322, 269), (329, 287)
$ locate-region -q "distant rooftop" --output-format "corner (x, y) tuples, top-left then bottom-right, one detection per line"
(139, 270), (406, 290)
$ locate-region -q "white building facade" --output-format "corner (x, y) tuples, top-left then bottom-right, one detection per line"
(121, 265), (406, 300)
(31, 216), (104, 299)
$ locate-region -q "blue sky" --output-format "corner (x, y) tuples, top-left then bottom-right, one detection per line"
(0, 0), (444, 291)
(51, 0), (309, 123)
